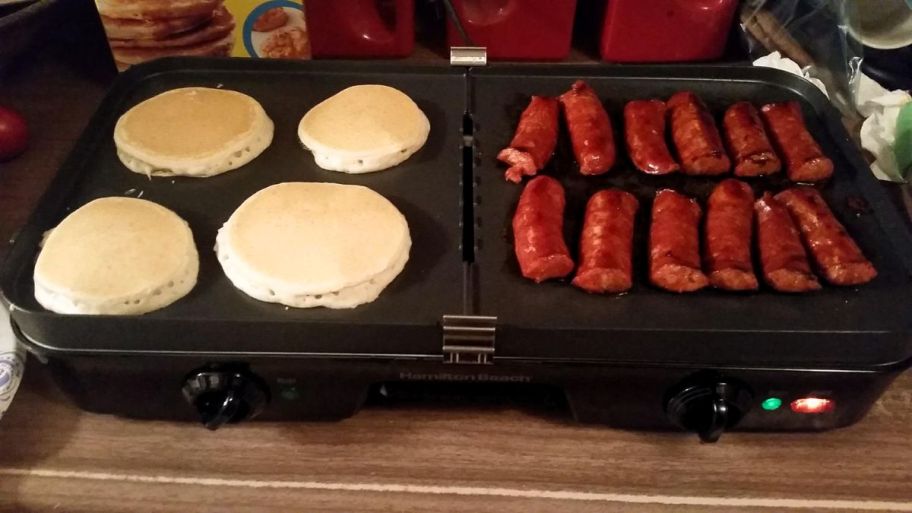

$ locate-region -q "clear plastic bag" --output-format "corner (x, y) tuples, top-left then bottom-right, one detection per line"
(739, 0), (864, 119)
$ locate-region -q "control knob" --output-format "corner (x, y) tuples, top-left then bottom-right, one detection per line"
(182, 369), (268, 430)
(665, 379), (752, 443)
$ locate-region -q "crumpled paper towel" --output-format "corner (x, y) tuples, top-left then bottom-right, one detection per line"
(753, 51), (829, 97)
(0, 306), (25, 421)
(753, 52), (912, 182)
(856, 73), (912, 182)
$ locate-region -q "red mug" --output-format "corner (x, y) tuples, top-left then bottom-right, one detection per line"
(306, 0), (414, 58)
(601, 0), (738, 62)
(446, 0), (577, 61)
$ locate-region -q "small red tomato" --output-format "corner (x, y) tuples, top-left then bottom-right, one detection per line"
(0, 106), (29, 162)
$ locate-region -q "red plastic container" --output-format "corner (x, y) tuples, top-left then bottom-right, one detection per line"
(446, 0), (577, 61)
(306, 0), (415, 58)
(600, 0), (738, 62)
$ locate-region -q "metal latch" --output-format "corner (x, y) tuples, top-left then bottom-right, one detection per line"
(441, 315), (496, 364)
(443, 0), (484, 66)
(450, 47), (487, 66)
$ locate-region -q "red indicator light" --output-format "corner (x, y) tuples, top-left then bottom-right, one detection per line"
(790, 397), (834, 414)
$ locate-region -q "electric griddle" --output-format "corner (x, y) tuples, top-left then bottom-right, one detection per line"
(2, 59), (910, 441)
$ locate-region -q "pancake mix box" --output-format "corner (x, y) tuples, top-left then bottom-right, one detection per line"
(95, 0), (312, 70)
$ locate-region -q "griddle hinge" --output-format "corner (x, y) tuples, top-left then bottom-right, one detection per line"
(450, 47), (487, 67)
(441, 315), (496, 365)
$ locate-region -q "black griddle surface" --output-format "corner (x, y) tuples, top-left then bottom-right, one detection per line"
(4, 62), (912, 367)
(1, 59), (466, 356)
(471, 65), (912, 366)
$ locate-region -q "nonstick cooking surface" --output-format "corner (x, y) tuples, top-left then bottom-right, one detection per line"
(1, 59), (466, 355)
(471, 65), (912, 365)
(4, 62), (911, 366)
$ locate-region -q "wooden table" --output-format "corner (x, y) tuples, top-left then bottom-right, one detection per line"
(2, 9), (912, 513)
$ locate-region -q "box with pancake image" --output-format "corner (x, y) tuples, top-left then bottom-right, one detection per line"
(95, 0), (311, 71)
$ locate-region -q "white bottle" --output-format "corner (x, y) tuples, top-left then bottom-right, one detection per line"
(0, 306), (24, 420)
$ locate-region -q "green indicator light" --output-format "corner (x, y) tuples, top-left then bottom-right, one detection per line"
(762, 397), (783, 411)
(280, 387), (301, 401)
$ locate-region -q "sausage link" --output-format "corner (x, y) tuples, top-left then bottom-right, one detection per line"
(498, 96), (559, 183)
(559, 80), (616, 175)
(512, 176), (575, 282)
(624, 99), (679, 175)
(754, 192), (821, 292)
(571, 189), (639, 294)
(704, 179), (759, 291)
(761, 101), (833, 182)
(775, 187), (876, 285)
(723, 102), (782, 177)
(667, 91), (731, 175)
(649, 189), (709, 292)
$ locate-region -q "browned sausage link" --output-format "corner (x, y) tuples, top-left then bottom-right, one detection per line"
(624, 99), (679, 175)
(723, 102), (782, 177)
(512, 176), (575, 282)
(497, 96), (560, 183)
(559, 80), (616, 175)
(649, 189), (709, 293)
(754, 192), (821, 292)
(761, 101), (833, 182)
(704, 179), (759, 291)
(775, 187), (876, 285)
(667, 91), (731, 175)
(571, 189), (639, 294)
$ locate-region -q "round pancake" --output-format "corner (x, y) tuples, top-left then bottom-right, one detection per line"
(111, 32), (234, 66)
(297, 85), (430, 173)
(34, 197), (198, 315)
(215, 182), (411, 309)
(101, 11), (211, 40)
(218, 235), (409, 309)
(96, 0), (222, 20)
(108, 6), (233, 48)
(114, 86), (273, 177)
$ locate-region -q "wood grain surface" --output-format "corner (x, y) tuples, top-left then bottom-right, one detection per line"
(0, 365), (911, 512)
(1, 4), (912, 512)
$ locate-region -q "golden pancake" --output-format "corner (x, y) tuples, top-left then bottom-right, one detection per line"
(101, 12), (211, 40)
(297, 84), (430, 173)
(96, 0), (222, 21)
(33, 197), (199, 316)
(114, 87), (273, 177)
(215, 182), (411, 309)
(112, 33), (233, 66)
(109, 5), (234, 49)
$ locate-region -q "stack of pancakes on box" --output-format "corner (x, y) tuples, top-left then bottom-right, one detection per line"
(97, 0), (235, 70)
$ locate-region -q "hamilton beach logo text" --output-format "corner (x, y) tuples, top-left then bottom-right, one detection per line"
(399, 372), (531, 383)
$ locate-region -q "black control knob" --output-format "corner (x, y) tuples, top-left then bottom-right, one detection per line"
(665, 380), (752, 443)
(182, 369), (269, 430)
